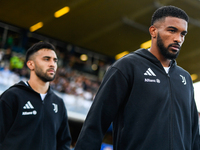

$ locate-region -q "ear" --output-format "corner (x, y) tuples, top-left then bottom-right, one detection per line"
(26, 60), (35, 70)
(149, 25), (157, 38)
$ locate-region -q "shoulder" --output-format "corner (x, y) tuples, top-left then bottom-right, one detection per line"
(112, 49), (151, 70)
(113, 52), (138, 66)
(1, 85), (21, 99)
(0, 84), (24, 109)
(1, 81), (31, 97)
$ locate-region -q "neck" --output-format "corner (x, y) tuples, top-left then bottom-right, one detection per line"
(28, 75), (49, 94)
(148, 47), (171, 67)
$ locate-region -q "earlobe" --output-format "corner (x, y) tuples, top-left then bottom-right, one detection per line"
(149, 26), (157, 38)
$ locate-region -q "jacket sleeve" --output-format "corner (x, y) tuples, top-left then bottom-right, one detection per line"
(74, 67), (130, 150)
(0, 98), (15, 148)
(56, 101), (72, 150)
(191, 92), (200, 150)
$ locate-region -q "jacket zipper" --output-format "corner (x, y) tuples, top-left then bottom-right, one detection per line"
(41, 100), (45, 150)
(167, 73), (173, 150)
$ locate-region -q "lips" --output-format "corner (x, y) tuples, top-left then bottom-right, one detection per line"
(47, 69), (55, 73)
(170, 44), (180, 51)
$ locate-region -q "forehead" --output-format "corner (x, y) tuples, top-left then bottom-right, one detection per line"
(158, 16), (188, 31)
(35, 48), (57, 58)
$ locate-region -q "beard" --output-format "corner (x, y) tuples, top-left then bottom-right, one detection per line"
(35, 64), (56, 82)
(157, 33), (180, 60)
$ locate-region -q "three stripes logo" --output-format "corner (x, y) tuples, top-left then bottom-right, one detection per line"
(22, 101), (37, 115)
(23, 101), (34, 109)
(144, 68), (156, 76)
(144, 68), (160, 83)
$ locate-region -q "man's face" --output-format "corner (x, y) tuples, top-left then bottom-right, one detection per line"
(155, 17), (188, 60)
(33, 49), (58, 82)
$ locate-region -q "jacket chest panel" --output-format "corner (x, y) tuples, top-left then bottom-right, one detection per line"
(14, 94), (61, 129)
(128, 66), (192, 112)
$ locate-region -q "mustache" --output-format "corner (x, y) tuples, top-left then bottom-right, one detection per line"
(168, 43), (181, 49)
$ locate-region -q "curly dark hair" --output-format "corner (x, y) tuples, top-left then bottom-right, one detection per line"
(151, 5), (189, 25)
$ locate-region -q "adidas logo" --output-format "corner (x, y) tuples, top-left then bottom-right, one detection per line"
(22, 101), (37, 115)
(23, 101), (34, 109)
(144, 68), (156, 76)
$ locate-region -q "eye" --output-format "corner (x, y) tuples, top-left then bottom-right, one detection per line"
(181, 32), (187, 36)
(169, 29), (175, 33)
(43, 57), (50, 61)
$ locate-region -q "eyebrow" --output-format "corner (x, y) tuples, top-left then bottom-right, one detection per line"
(43, 56), (58, 61)
(167, 26), (177, 29)
(167, 26), (187, 34)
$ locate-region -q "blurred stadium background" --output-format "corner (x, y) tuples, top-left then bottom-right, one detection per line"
(1, 0), (200, 149)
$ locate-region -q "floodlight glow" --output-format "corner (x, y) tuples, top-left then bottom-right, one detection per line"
(140, 40), (151, 49)
(54, 6), (70, 18)
(30, 22), (43, 32)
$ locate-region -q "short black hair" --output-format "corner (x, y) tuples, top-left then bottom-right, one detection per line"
(25, 41), (56, 63)
(151, 5), (189, 25)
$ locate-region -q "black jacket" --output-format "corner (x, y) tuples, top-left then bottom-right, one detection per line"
(0, 81), (71, 150)
(75, 49), (199, 150)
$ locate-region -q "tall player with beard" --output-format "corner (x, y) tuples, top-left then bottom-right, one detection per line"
(0, 42), (71, 150)
(75, 6), (199, 150)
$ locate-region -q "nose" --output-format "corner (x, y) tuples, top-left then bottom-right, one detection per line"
(49, 59), (57, 68)
(174, 33), (184, 44)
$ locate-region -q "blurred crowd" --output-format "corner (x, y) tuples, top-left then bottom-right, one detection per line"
(50, 67), (101, 100)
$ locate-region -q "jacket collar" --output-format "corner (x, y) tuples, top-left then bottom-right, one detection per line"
(12, 81), (53, 95)
(134, 48), (176, 68)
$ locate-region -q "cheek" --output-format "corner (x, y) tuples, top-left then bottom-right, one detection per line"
(162, 36), (172, 46)
(55, 63), (58, 70)
(181, 37), (185, 43)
